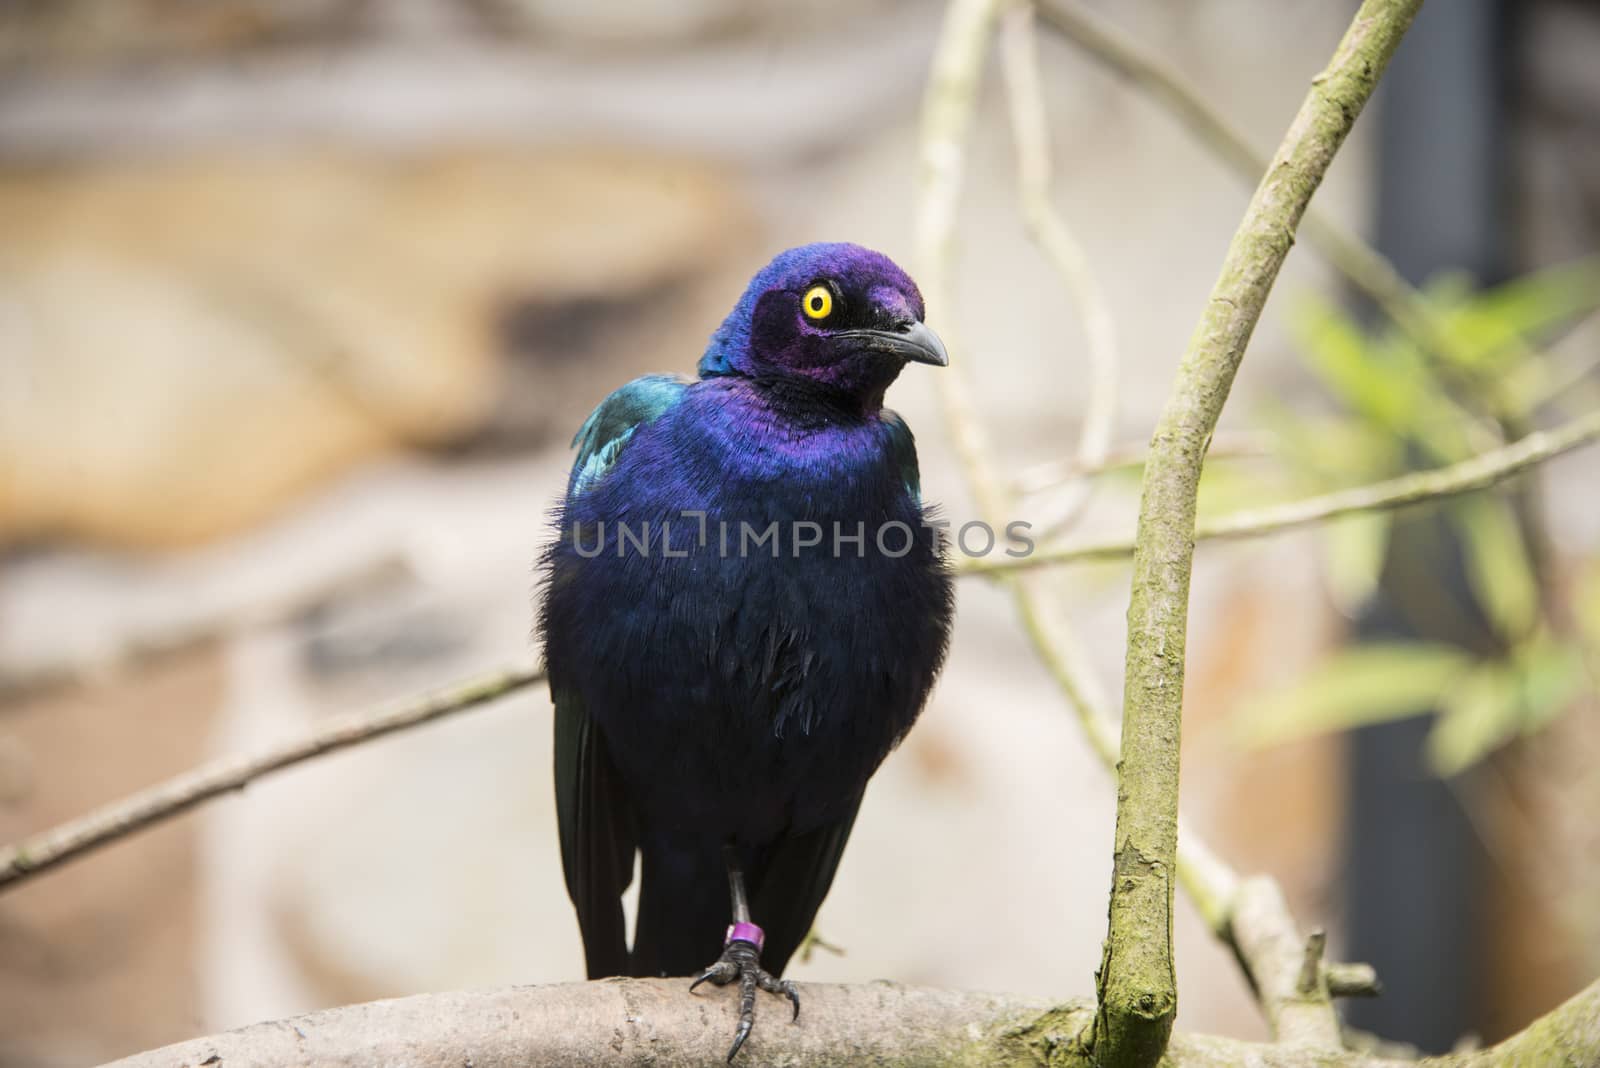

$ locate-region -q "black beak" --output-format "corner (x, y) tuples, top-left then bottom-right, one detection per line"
(838, 321), (950, 367)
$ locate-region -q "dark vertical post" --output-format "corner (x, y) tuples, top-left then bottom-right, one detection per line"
(1343, 0), (1511, 1052)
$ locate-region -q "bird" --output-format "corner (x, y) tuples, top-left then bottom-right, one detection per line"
(539, 242), (954, 1060)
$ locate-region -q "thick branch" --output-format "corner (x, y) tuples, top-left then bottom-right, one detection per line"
(964, 408), (1600, 576)
(103, 983), (1055, 1068)
(0, 663), (544, 891)
(1458, 977), (1600, 1067)
(102, 977), (1600, 1068)
(1096, 3), (1421, 1066)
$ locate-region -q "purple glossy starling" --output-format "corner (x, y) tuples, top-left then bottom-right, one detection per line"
(539, 242), (954, 1060)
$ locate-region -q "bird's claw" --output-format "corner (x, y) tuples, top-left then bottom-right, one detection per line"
(689, 935), (800, 1061)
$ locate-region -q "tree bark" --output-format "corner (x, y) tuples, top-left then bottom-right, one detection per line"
(102, 977), (1600, 1068)
(1095, 2), (1424, 1063)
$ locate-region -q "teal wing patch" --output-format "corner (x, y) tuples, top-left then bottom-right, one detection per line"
(568, 374), (691, 496)
(882, 410), (922, 503)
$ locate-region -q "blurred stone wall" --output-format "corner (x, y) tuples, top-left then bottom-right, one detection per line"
(0, 150), (748, 547)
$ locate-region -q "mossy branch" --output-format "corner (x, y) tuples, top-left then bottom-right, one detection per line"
(1095, 3), (1423, 1065)
(103, 975), (1600, 1068)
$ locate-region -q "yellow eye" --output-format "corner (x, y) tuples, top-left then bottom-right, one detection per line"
(801, 284), (834, 320)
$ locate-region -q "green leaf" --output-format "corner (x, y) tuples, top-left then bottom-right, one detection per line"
(1418, 270), (1479, 311)
(1255, 402), (1399, 488)
(1234, 642), (1473, 748)
(1426, 634), (1587, 775)
(1452, 494), (1540, 641)
(1446, 257), (1600, 368)
(1514, 632), (1586, 735)
(1320, 512), (1391, 616)
(1288, 293), (1480, 465)
(1427, 663), (1520, 775)
(1292, 293), (1426, 433)
(1195, 457), (1288, 516)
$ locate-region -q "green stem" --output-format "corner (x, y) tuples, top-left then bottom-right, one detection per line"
(961, 409), (1600, 577)
(1093, 3), (1423, 1065)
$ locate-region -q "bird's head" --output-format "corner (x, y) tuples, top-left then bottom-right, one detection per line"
(699, 242), (947, 409)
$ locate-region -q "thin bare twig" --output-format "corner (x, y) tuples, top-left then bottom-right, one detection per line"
(0, 663), (545, 891)
(1229, 880), (1343, 1048)
(917, 0), (1242, 958)
(999, 2), (1120, 534)
(1013, 431), (1275, 495)
(963, 408), (1600, 577)
(1327, 962), (1382, 998)
(917, 0), (1012, 526)
(1297, 929), (1328, 997)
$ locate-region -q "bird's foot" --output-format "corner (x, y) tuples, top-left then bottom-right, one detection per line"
(689, 922), (800, 1062)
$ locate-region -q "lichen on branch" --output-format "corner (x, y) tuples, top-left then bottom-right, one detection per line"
(103, 976), (1600, 1068)
(1094, 2), (1425, 1065)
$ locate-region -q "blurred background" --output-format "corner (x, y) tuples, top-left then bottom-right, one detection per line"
(1, 1), (1597, 1064)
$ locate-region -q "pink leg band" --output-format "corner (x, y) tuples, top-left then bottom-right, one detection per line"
(725, 922), (765, 950)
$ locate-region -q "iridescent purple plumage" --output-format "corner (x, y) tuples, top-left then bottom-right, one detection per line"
(540, 242), (953, 1059)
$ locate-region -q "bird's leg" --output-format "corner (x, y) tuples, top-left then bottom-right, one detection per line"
(689, 847), (800, 1062)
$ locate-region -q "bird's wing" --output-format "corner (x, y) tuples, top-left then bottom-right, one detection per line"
(882, 409), (922, 503)
(553, 684), (636, 978)
(749, 802), (862, 976)
(567, 373), (692, 496)
(552, 374), (689, 978)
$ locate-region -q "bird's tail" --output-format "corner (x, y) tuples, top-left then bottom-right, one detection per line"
(630, 838), (730, 978)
